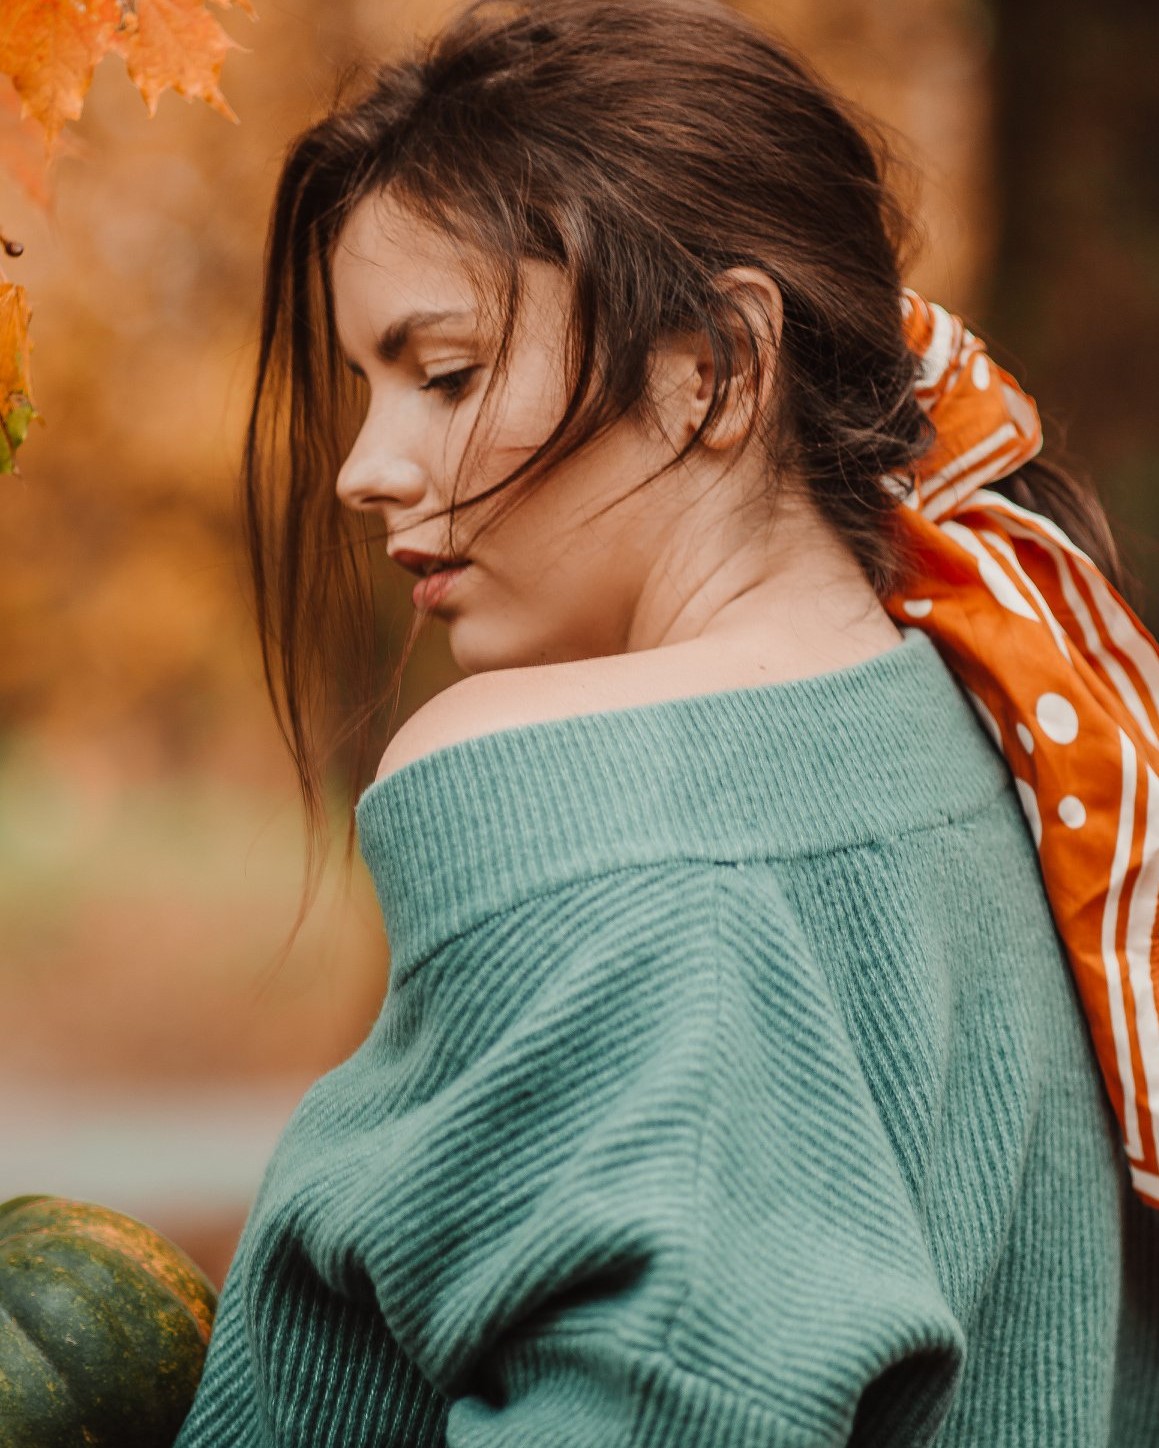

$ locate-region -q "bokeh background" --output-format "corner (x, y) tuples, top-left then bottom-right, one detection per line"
(2, 0), (1157, 1287)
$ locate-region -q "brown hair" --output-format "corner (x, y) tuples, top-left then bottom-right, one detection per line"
(244, 0), (1139, 896)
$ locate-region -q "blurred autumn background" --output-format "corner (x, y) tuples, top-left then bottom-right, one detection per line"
(2, 0), (1157, 1288)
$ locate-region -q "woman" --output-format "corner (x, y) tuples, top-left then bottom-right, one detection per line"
(176, 0), (1159, 1442)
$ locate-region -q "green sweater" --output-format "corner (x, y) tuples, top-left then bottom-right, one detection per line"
(173, 628), (1158, 1446)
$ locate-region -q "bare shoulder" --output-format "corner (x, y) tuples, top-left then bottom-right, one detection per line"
(373, 662), (602, 784)
(370, 629), (898, 783)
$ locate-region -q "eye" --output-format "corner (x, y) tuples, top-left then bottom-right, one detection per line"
(420, 367), (479, 402)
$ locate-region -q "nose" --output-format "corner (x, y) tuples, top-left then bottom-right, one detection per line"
(335, 414), (428, 515)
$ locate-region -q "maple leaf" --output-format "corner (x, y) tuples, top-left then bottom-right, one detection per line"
(0, 0), (255, 475)
(0, 280), (38, 474)
(0, 0), (123, 150)
(114, 0), (253, 122)
(0, 74), (52, 206)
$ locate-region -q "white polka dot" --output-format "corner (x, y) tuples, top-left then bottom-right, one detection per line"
(971, 354), (991, 391)
(903, 598), (934, 618)
(966, 690), (1002, 749)
(1015, 722), (1035, 754)
(1014, 777), (1043, 848)
(1036, 692), (1079, 744)
(1059, 795), (1087, 829)
(978, 553), (1039, 618)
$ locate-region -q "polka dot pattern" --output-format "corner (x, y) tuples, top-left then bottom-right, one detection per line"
(903, 598), (934, 618)
(1036, 692), (1080, 744)
(1059, 796), (1087, 829)
(884, 289), (1159, 1211)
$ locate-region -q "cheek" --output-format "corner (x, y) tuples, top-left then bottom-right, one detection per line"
(475, 352), (570, 464)
(454, 362), (657, 584)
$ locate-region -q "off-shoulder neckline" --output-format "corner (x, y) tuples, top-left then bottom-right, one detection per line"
(357, 630), (914, 808)
(354, 628), (1014, 975)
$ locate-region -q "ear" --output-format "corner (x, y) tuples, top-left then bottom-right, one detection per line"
(687, 266), (785, 452)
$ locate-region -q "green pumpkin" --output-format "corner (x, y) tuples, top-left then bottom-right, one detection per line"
(0, 1195), (218, 1448)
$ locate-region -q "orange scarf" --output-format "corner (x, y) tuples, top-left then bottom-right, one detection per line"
(883, 290), (1159, 1209)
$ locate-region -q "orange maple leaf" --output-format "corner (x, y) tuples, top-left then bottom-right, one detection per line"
(0, 280), (33, 399)
(114, 0), (252, 122)
(0, 0), (123, 150)
(0, 74), (52, 207)
(0, 279), (37, 472)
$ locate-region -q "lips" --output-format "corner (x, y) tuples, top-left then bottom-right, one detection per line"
(390, 549), (470, 578)
(412, 563), (469, 614)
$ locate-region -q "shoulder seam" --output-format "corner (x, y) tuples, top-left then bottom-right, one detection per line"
(389, 805), (996, 987)
(389, 858), (746, 990)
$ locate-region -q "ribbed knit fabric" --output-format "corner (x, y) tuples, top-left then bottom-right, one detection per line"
(173, 627), (1159, 1447)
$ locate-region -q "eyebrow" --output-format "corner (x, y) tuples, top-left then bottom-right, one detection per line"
(343, 309), (477, 373)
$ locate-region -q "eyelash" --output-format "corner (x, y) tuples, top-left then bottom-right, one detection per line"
(421, 367), (478, 402)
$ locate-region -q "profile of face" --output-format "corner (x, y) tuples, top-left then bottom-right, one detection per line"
(332, 190), (798, 674)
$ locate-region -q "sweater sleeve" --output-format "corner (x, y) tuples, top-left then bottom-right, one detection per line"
(357, 862), (965, 1448)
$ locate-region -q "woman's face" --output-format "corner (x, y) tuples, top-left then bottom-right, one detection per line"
(331, 189), (789, 674)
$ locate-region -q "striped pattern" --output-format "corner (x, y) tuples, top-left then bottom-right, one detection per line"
(884, 290), (1159, 1209)
(173, 632), (1159, 1445)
